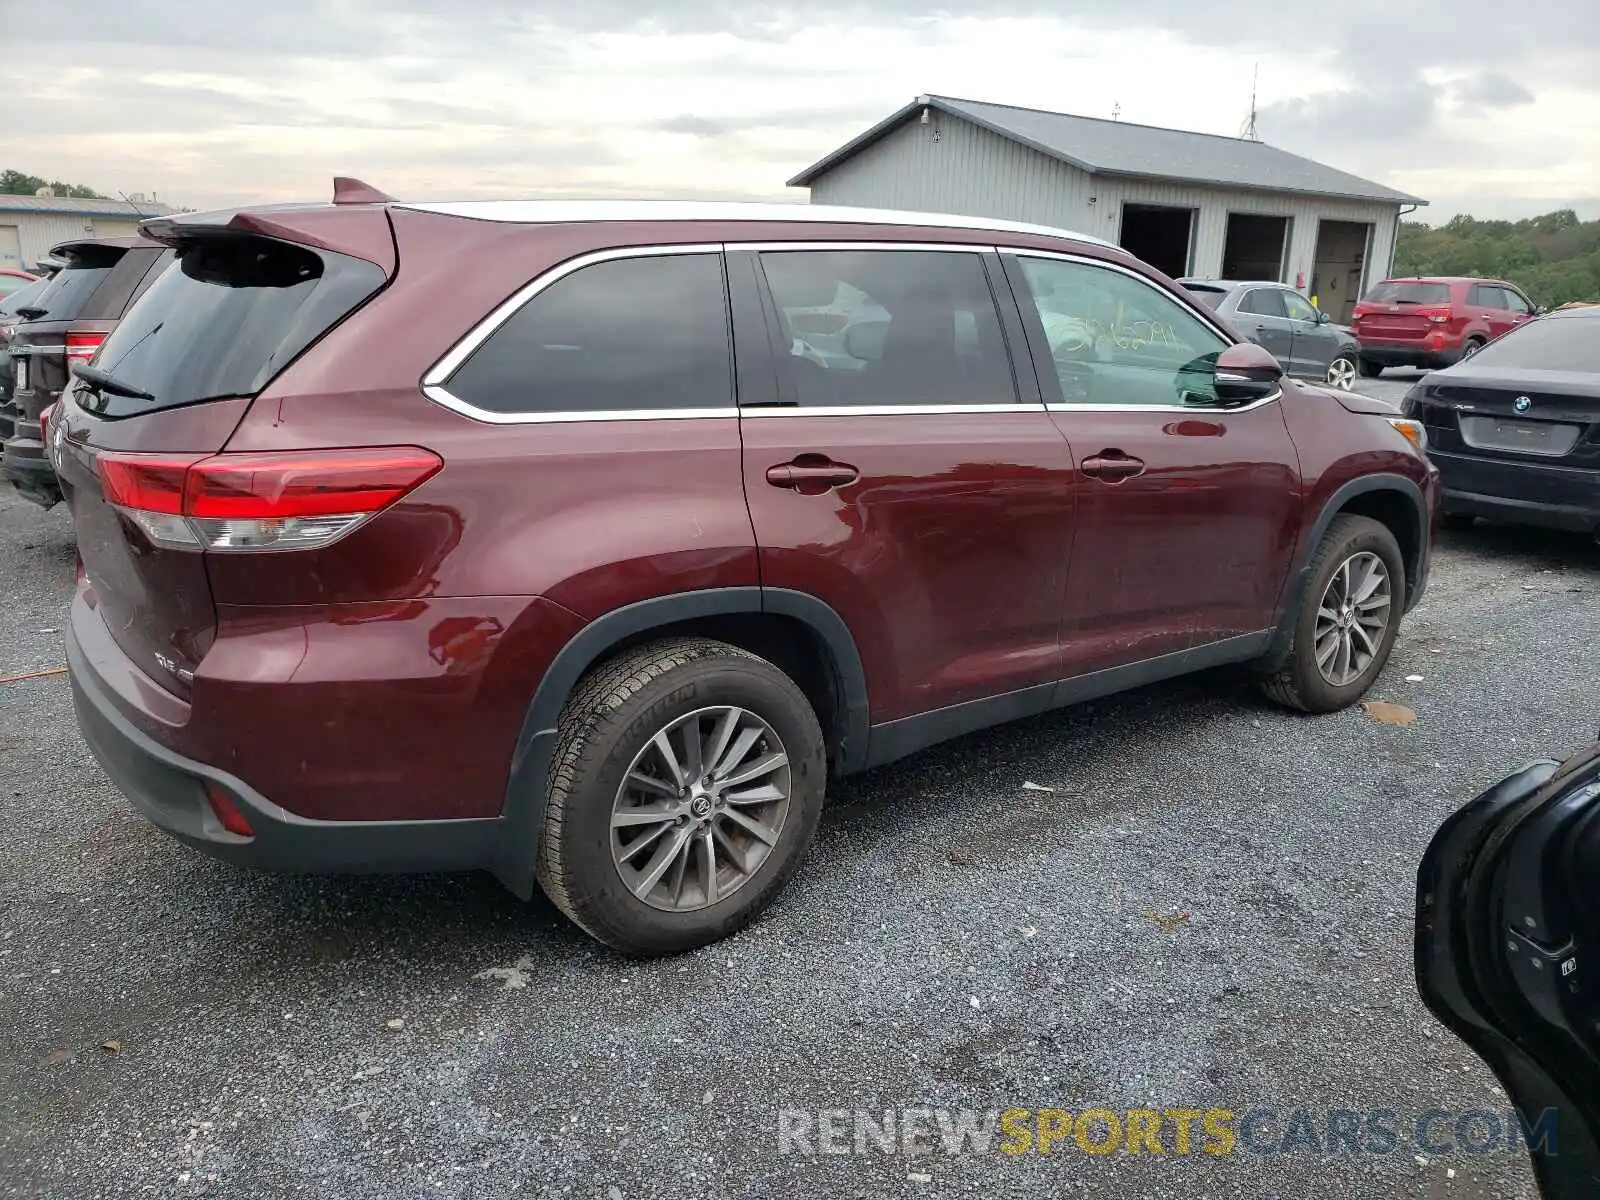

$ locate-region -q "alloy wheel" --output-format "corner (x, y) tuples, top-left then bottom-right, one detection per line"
(609, 706), (792, 912)
(1314, 551), (1392, 687)
(1326, 357), (1357, 390)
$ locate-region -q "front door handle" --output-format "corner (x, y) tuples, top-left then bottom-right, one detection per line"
(1081, 451), (1146, 482)
(766, 456), (860, 494)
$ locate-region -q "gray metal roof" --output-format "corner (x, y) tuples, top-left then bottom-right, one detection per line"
(790, 95), (1427, 207)
(0, 194), (174, 218)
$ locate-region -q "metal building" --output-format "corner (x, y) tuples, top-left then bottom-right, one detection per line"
(0, 193), (174, 273)
(789, 95), (1427, 323)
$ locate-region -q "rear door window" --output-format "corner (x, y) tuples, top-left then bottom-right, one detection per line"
(757, 249), (1016, 407)
(79, 236), (385, 419)
(443, 252), (732, 417)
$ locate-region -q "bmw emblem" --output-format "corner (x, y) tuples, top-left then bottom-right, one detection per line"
(1514, 395), (1532, 414)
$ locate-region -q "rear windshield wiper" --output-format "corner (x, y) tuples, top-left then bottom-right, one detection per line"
(73, 363), (155, 401)
(15, 306), (47, 319)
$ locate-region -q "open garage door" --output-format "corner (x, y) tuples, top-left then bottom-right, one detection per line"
(1118, 204), (1194, 278)
(1311, 220), (1372, 324)
(1222, 214), (1289, 281)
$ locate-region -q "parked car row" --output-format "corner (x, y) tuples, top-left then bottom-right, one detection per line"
(1178, 277), (1362, 390)
(0, 236), (172, 506)
(1176, 273), (1547, 391)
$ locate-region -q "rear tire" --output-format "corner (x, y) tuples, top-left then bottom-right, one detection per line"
(1358, 358), (1383, 378)
(1462, 337), (1486, 359)
(536, 637), (826, 956)
(1261, 515), (1406, 713)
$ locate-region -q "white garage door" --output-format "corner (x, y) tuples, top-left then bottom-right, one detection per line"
(0, 225), (21, 270)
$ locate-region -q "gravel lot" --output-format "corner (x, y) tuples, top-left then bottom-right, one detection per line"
(3, 372), (1595, 1199)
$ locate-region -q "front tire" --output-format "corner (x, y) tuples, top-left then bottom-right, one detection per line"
(1261, 515), (1406, 713)
(536, 638), (826, 955)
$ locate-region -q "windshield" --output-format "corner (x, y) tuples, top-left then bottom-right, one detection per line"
(83, 236), (385, 418)
(1365, 281), (1451, 305)
(1467, 315), (1598, 372)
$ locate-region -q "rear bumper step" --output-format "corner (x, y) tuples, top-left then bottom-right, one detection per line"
(67, 625), (502, 877)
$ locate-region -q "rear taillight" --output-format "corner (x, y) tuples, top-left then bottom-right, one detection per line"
(65, 331), (106, 362)
(95, 447), (442, 552)
(38, 402), (56, 446)
(1418, 306), (1453, 325)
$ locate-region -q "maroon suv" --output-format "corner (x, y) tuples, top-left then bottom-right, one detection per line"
(57, 185), (1437, 954)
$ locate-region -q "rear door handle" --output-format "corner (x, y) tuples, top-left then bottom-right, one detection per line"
(766, 457), (860, 494)
(1081, 451), (1146, 482)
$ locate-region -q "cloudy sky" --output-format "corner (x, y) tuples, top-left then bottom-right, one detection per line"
(5, 0), (1597, 222)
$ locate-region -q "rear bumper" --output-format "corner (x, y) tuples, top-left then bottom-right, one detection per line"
(2, 421), (61, 508)
(68, 623), (502, 877)
(1359, 341), (1465, 369)
(1432, 449), (1600, 533)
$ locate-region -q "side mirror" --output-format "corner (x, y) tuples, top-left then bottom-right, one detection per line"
(1213, 342), (1284, 404)
(1316, 309), (1333, 325)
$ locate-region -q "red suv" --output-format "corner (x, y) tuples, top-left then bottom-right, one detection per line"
(1353, 276), (1540, 376)
(57, 186), (1437, 954)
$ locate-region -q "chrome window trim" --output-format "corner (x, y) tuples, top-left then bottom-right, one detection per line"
(398, 200), (1116, 249)
(1046, 394), (1281, 415)
(742, 403), (1047, 418)
(743, 240), (989, 254)
(420, 239), (1267, 426)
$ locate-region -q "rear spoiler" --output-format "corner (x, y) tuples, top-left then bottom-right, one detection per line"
(139, 178), (398, 274)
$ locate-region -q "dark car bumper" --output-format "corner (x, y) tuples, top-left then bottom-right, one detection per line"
(67, 623), (501, 877)
(1431, 449), (1600, 533)
(2, 423), (61, 508)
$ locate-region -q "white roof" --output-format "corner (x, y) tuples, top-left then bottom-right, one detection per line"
(398, 200), (1114, 248)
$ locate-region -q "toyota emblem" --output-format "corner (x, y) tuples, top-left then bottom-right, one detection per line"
(1514, 395), (1533, 414)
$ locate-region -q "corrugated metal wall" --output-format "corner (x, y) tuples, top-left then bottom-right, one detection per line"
(3, 213), (141, 270)
(809, 113), (1097, 236)
(804, 112), (1402, 297)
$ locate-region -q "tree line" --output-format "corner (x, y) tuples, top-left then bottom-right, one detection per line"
(0, 169), (105, 199)
(1392, 210), (1600, 308)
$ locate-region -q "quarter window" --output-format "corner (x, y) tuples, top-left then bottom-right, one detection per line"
(1013, 256), (1230, 407)
(758, 249), (1016, 407)
(445, 253), (732, 415)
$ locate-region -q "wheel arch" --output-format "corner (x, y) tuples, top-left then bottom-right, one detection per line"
(492, 587), (869, 898)
(1262, 473), (1429, 671)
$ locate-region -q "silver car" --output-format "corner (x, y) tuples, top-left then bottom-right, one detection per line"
(1178, 279), (1362, 391)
